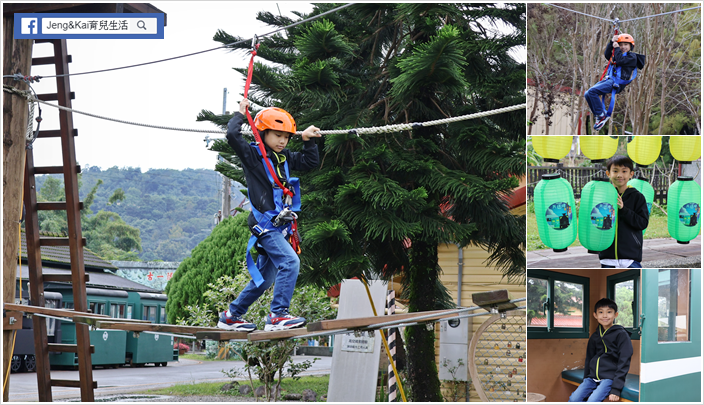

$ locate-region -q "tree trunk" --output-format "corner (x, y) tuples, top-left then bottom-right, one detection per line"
(405, 239), (442, 402)
(2, 15), (33, 402)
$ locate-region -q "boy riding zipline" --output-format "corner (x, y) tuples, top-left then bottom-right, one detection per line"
(584, 32), (646, 132)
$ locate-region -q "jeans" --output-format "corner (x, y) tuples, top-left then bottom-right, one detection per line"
(601, 261), (642, 268)
(584, 78), (619, 118)
(569, 378), (613, 402)
(229, 230), (300, 316)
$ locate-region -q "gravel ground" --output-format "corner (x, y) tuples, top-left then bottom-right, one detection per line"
(642, 256), (701, 268)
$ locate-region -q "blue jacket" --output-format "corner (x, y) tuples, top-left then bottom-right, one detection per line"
(604, 42), (638, 85)
(225, 112), (319, 231)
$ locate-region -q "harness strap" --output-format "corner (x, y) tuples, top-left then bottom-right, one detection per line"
(243, 43), (294, 200)
(599, 27), (619, 81)
(241, 42), (303, 283)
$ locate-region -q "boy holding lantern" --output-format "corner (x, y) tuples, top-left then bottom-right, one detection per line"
(599, 155), (649, 268)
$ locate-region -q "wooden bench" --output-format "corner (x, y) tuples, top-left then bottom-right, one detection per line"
(561, 369), (639, 402)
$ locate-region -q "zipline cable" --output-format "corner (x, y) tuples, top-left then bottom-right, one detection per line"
(543, 3), (701, 23)
(542, 3), (612, 22)
(4, 84), (526, 139)
(620, 5), (702, 22)
(2, 3), (355, 81)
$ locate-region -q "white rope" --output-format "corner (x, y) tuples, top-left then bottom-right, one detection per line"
(26, 98), (35, 142)
(213, 103), (527, 141)
(3, 87), (525, 140)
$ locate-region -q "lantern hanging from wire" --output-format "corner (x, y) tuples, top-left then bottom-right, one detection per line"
(533, 173), (577, 252)
(669, 136), (701, 163)
(580, 136), (618, 163)
(579, 178), (618, 253)
(667, 176), (701, 244)
(626, 136), (662, 166)
(532, 136), (572, 163)
(627, 176), (654, 235)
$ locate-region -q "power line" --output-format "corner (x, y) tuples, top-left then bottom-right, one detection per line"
(3, 3), (355, 80)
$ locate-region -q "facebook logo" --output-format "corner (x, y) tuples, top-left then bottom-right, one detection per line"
(21, 18), (38, 35)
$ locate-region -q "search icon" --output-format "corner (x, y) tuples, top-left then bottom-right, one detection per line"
(137, 20), (146, 30)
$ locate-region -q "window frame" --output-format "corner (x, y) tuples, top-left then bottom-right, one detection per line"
(606, 269), (640, 340)
(528, 269), (590, 339)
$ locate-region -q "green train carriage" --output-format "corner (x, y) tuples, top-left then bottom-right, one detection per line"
(125, 292), (177, 367)
(48, 287), (128, 368)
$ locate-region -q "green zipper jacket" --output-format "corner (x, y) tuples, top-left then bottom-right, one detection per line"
(583, 324), (634, 396)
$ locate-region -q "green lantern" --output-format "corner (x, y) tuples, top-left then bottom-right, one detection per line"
(667, 177), (701, 244)
(627, 177), (654, 235)
(580, 136), (618, 163)
(579, 178), (618, 253)
(534, 173), (577, 252)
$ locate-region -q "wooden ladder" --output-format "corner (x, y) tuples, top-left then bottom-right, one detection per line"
(23, 38), (95, 402)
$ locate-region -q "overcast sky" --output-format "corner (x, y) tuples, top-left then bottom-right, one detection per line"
(28, 2), (527, 171)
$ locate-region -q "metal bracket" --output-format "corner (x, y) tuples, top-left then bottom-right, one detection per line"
(251, 34), (259, 50)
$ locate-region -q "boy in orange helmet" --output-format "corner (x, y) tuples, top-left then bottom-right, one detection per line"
(584, 33), (644, 132)
(217, 99), (321, 332)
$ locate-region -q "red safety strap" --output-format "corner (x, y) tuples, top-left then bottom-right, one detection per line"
(599, 27), (620, 81)
(243, 41), (301, 251)
(243, 43), (294, 199)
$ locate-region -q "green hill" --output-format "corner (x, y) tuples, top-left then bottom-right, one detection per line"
(34, 166), (246, 262)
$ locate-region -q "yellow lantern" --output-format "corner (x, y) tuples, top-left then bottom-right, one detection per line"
(669, 136), (701, 163)
(626, 136), (662, 166)
(580, 136), (618, 163)
(533, 136), (572, 163)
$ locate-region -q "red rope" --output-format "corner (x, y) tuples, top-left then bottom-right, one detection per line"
(599, 28), (619, 81)
(242, 43), (294, 199)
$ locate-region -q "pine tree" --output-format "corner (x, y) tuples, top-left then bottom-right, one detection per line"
(201, 3), (526, 401)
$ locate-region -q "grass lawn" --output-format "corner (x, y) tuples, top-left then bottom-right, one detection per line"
(527, 200), (682, 251)
(178, 353), (217, 361)
(140, 375), (329, 400)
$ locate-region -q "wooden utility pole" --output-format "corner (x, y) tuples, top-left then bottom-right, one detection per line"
(221, 88), (231, 219)
(2, 15), (33, 402)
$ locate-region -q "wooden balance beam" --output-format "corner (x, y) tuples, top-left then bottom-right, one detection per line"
(3, 303), (151, 325)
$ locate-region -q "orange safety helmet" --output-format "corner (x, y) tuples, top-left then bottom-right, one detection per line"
(616, 33), (635, 49)
(253, 107), (296, 133)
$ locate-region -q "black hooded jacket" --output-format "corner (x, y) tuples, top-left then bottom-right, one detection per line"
(598, 186), (649, 262)
(583, 324), (634, 397)
(225, 112), (319, 231)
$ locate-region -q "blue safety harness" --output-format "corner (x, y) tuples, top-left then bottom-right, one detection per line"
(602, 57), (638, 117)
(245, 146), (301, 287)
